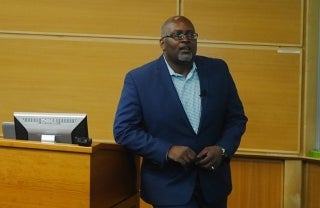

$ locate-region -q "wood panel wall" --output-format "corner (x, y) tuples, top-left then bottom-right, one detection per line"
(0, 38), (160, 139)
(0, 0), (177, 36)
(198, 46), (301, 152)
(0, 0), (319, 208)
(228, 157), (284, 208)
(183, 0), (303, 45)
(0, 0), (308, 153)
(303, 160), (320, 208)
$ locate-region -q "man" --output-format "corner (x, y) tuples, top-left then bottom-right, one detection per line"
(113, 16), (247, 208)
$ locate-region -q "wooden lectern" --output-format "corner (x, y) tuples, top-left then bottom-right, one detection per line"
(0, 138), (139, 208)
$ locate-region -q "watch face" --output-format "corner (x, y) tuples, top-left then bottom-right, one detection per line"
(221, 147), (226, 156)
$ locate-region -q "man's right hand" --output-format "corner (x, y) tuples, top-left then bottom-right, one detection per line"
(167, 145), (197, 167)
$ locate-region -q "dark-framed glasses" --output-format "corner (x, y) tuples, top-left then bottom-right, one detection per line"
(161, 32), (198, 41)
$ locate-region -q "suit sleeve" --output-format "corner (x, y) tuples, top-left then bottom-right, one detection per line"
(113, 72), (172, 166)
(217, 68), (248, 158)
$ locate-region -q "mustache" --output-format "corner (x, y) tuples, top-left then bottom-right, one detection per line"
(179, 46), (192, 51)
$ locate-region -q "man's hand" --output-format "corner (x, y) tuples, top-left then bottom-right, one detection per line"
(167, 145), (197, 167)
(195, 146), (224, 171)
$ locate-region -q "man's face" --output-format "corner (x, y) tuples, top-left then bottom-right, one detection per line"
(160, 19), (197, 64)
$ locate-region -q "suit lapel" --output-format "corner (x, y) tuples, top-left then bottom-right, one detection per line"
(156, 57), (195, 133)
(196, 59), (209, 133)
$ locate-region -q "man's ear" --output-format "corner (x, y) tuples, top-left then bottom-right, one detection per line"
(159, 39), (165, 51)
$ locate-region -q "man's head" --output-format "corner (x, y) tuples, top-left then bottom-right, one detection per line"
(160, 16), (198, 66)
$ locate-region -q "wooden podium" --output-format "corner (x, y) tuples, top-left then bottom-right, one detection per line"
(0, 138), (139, 208)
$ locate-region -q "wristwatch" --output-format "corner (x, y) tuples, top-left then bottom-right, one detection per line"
(220, 147), (227, 157)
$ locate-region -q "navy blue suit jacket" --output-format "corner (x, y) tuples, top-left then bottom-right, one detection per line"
(113, 55), (247, 206)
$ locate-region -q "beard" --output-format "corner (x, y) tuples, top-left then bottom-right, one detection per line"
(178, 52), (193, 62)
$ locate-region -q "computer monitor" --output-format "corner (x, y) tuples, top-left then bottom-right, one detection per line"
(14, 112), (89, 144)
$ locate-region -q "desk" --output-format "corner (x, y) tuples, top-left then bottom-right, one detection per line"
(0, 139), (139, 208)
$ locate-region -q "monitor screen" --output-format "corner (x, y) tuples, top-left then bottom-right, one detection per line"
(14, 112), (88, 144)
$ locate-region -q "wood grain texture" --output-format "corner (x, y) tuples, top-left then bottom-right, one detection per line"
(0, 37), (161, 141)
(183, 0), (303, 45)
(0, 0), (177, 37)
(303, 161), (320, 208)
(0, 139), (139, 208)
(228, 158), (283, 208)
(198, 46), (301, 153)
(0, 38), (302, 152)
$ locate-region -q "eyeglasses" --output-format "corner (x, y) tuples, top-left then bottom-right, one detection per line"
(161, 32), (198, 41)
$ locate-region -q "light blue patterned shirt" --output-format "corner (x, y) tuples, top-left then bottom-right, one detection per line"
(164, 57), (201, 133)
